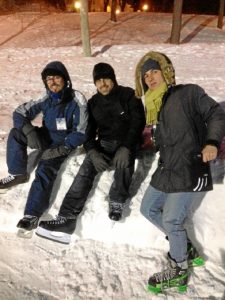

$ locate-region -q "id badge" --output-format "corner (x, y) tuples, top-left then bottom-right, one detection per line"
(56, 118), (67, 130)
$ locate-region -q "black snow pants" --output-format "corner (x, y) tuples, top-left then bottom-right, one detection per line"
(59, 152), (135, 217)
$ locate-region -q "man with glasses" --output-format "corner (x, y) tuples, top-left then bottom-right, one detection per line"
(0, 61), (88, 233)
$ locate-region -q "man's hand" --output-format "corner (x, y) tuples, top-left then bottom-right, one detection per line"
(201, 145), (218, 162)
(41, 146), (71, 160)
(113, 147), (130, 169)
(88, 149), (109, 172)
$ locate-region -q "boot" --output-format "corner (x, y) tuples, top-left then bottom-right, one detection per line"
(0, 174), (29, 189)
(36, 215), (76, 244)
(147, 259), (188, 294)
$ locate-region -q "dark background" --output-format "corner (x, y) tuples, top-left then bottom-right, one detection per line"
(0, 0), (223, 14)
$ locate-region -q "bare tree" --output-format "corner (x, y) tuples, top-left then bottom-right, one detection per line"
(217, 0), (225, 29)
(119, 0), (126, 12)
(170, 0), (183, 44)
(80, 0), (91, 56)
(103, 0), (110, 11)
(110, 0), (117, 22)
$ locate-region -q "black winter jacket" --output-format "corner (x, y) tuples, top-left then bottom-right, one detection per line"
(84, 85), (145, 153)
(151, 84), (225, 193)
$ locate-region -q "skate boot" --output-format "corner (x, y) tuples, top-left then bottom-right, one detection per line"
(36, 215), (77, 244)
(17, 215), (39, 231)
(186, 240), (205, 267)
(166, 236), (205, 267)
(17, 215), (39, 238)
(108, 201), (124, 221)
(147, 260), (188, 294)
(0, 173), (29, 190)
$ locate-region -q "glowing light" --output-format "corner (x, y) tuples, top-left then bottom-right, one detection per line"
(142, 4), (148, 11)
(74, 1), (81, 10)
(116, 9), (120, 14)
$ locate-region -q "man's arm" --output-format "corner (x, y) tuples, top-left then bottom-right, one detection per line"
(122, 88), (146, 151)
(13, 96), (47, 129)
(83, 99), (98, 152)
(63, 91), (88, 149)
(194, 85), (225, 160)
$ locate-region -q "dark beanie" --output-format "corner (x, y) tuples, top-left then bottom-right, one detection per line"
(93, 63), (117, 83)
(141, 59), (161, 77)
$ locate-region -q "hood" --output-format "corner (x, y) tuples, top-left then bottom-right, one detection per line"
(41, 61), (72, 91)
(135, 51), (176, 98)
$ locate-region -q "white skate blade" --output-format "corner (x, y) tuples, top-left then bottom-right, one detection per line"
(35, 226), (71, 244)
(17, 228), (34, 239)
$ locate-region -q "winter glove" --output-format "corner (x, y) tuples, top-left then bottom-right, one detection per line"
(88, 149), (109, 172)
(41, 145), (71, 160)
(22, 123), (43, 149)
(113, 147), (130, 169)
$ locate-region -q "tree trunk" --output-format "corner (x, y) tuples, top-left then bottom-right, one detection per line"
(119, 0), (126, 12)
(80, 0), (91, 57)
(110, 0), (117, 22)
(170, 0), (183, 44)
(217, 0), (224, 29)
(103, 0), (109, 11)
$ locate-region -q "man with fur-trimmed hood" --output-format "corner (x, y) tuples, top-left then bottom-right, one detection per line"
(135, 51), (225, 293)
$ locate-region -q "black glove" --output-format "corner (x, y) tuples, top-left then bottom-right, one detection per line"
(41, 145), (71, 160)
(22, 123), (43, 149)
(113, 147), (130, 169)
(88, 149), (109, 172)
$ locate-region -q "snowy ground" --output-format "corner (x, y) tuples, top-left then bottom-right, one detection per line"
(0, 12), (225, 300)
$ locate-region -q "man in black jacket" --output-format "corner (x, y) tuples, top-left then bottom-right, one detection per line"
(35, 62), (146, 244)
(135, 51), (225, 293)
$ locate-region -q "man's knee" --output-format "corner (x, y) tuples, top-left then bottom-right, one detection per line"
(8, 127), (25, 141)
(162, 218), (183, 233)
(140, 200), (155, 221)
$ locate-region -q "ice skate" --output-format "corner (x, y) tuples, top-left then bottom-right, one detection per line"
(108, 201), (124, 221)
(17, 215), (39, 238)
(0, 173), (29, 193)
(36, 215), (76, 244)
(147, 260), (188, 294)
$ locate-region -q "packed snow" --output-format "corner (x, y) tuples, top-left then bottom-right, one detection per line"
(0, 11), (225, 300)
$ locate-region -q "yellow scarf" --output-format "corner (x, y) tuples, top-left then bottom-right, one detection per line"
(144, 82), (168, 125)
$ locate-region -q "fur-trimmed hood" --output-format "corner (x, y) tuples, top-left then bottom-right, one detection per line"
(135, 51), (176, 98)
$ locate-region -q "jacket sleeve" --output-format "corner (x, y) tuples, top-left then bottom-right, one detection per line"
(13, 96), (48, 129)
(83, 99), (98, 152)
(122, 89), (146, 150)
(194, 85), (225, 147)
(64, 91), (88, 149)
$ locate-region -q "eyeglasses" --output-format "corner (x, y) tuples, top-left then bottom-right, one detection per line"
(45, 75), (63, 82)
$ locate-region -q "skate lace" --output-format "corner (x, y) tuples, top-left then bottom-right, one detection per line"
(47, 215), (67, 225)
(1, 175), (15, 184)
(110, 202), (124, 212)
(154, 268), (177, 283)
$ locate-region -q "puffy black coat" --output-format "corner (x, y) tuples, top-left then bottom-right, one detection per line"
(84, 85), (145, 153)
(151, 84), (225, 193)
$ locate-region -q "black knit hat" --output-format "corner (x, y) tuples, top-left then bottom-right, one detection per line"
(93, 63), (117, 83)
(141, 59), (161, 77)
